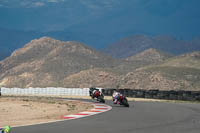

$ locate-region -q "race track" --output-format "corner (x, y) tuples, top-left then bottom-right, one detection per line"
(13, 100), (200, 133)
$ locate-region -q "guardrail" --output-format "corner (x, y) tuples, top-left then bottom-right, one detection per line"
(102, 89), (200, 101)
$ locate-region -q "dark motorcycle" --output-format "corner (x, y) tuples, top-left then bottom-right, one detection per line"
(89, 88), (105, 103)
(118, 95), (129, 107)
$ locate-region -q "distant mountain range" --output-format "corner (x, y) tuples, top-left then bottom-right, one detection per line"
(0, 37), (200, 91)
(1, 28), (200, 62)
(104, 35), (200, 58)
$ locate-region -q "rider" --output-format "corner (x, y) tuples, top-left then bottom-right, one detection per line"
(0, 125), (11, 133)
(89, 87), (99, 99)
(112, 89), (121, 104)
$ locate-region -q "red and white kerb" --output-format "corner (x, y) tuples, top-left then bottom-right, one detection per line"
(61, 102), (112, 120)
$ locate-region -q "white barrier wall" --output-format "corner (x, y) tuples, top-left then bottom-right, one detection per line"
(1, 87), (102, 96)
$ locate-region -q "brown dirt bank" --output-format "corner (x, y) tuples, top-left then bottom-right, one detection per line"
(0, 96), (93, 127)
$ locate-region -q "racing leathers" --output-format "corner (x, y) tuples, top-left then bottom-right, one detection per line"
(112, 91), (121, 104)
(89, 88), (99, 99)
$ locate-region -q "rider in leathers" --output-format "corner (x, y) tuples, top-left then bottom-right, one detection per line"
(112, 90), (121, 104)
(89, 87), (99, 99)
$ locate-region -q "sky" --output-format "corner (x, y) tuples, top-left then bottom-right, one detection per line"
(0, 0), (200, 49)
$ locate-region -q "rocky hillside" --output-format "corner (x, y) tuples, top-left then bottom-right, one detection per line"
(126, 48), (173, 65)
(1, 37), (200, 91)
(0, 37), (122, 88)
(62, 68), (119, 88)
(104, 35), (200, 58)
(61, 51), (200, 91)
(119, 51), (200, 91)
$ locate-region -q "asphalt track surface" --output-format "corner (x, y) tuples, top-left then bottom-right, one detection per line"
(13, 99), (200, 133)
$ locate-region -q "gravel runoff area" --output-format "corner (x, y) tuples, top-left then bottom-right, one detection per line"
(0, 96), (93, 127)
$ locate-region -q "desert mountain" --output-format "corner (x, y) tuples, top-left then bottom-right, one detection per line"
(1, 37), (200, 91)
(159, 51), (200, 69)
(126, 48), (173, 65)
(62, 68), (119, 88)
(61, 50), (200, 90)
(119, 51), (200, 91)
(0, 37), (122, 88)
(104, 35), (200, 58)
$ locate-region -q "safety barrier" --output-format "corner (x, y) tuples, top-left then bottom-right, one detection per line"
(1, 87), (199, 101)
(0, 87), (102, 96)
(102, 89), (200, 101)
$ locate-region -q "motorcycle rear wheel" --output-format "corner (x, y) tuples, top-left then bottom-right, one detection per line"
(121, 99), (129, 107)
(98, 96), (105, 103)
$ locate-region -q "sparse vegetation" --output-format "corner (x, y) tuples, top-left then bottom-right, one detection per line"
(0, 37), (200, 91)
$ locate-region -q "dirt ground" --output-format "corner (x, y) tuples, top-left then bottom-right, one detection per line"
(0, 96), (93, 127)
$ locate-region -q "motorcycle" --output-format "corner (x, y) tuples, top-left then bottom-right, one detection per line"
(89, 88), (105, 103)
(114, 94), (129, 107)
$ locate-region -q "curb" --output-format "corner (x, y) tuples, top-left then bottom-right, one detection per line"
(12, 101), (112, 128)
(61, 102), (112, 120)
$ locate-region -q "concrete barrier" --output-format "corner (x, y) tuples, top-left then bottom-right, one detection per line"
(1, 87), (102, 96)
